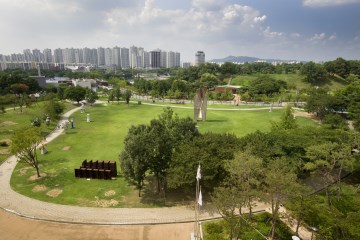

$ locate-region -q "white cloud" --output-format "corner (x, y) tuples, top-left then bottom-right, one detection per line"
(263, 26), (284, 38)
(303, 0), (360, 7)
(291, 33), (302, 38)
(329, 33), (337, 40)
(192, 0), (225, 11)
(308, 32), (337, 44)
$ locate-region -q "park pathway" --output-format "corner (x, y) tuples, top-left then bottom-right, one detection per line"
(0, 105), (312, 239)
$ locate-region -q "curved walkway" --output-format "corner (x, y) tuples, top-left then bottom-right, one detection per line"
(0, 104), (312, 239)
(0, 106), (221, 225)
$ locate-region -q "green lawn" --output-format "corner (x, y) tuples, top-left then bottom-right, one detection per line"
(230, 73), (347, 91)
(9, 102), (317, 208)
(0, 102), (75, 164)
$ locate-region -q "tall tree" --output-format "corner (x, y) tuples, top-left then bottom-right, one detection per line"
(300, 61), (328, 84)
(43, 99), (65, 120)
(262, 158), (300, 240)
(85, 89), (98, 105)
(271, 105), (298, 130)
(64, 86), (86, 104)
(10, 127), (43, 177)
(10, 83), (29, 112)
(120, 124), (151, 196)
(305, 142), (354, 206)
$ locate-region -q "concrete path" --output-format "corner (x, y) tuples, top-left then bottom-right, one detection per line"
(0, 106), (221, 225)
(0, 104), (312, 239)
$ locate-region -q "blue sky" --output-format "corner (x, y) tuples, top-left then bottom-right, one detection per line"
(0, 0), (359, 62)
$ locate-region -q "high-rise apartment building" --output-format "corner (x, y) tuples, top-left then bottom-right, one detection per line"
(150, 49), (161, 68)
(53, 48), (63, 63)
(160, 51), (167, 68)
(120, 48), (130, 69)
(104, 48), (113, 66)
(74, 48), (83, 64)
(23, 49), (33, 62)
(43, 49), (53, 63)
(195, 51), (205, 66)
(112, 47), (121, 67)
(32, 49), (43, 62)
(97, 47), (105, 66)
(63, 48), (76, 64)
(2, 46), (182, 69)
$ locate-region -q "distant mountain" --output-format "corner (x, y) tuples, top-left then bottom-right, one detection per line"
(209, 55), (302, 63)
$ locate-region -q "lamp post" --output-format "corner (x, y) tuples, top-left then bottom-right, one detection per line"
(310, 227), (318, 240)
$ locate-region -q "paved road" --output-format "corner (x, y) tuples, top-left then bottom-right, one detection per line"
(0, 104), (312, 239)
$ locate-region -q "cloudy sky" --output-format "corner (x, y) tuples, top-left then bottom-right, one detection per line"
(1, 0), (359, 62)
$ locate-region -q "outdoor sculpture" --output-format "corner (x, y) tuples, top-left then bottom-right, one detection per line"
(74, 160), (117, 180)
(194, 87), (208, 123)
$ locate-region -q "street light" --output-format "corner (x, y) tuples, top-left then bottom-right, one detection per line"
(310, 227), (318, 240)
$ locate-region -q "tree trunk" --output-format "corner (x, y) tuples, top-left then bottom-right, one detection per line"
(337, 167), (343, 200)
(248, 197), (253, 217)
(325, 187), (332, 208)
(35, 165), (41, 178)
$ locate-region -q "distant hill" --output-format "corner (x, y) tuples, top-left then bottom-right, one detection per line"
(209, 55), (302, 64)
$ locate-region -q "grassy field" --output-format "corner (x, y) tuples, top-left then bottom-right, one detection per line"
(9, 102), (317, 208)
(230, 73), (347, 91)
(0, 102), (75, 164)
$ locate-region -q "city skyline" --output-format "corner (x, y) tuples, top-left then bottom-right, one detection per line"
(0, 0), (360, 62)
(0, 46), (183, 70)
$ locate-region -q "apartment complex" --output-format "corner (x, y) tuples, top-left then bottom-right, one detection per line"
(0, 46), (181, 71)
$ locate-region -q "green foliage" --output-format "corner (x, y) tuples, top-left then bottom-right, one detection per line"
(10, 127), (43, 177)
(85, 89), (98, 104)
(300, 61), (328, 84)
(120, 107), (198, 194)
(271, 105), (298, 130)
(43, 99), (65, 120)
(305, 87), (346, 120)
(64, 86), (86, 104)
(248, 75), (287, 97)
(322, 113), (349, 130)
(167, 133), (238, 190)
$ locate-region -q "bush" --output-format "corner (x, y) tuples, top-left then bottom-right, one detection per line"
(31, 118), (41, 127)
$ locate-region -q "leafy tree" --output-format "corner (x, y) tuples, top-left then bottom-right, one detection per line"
(248, 75), (287, 97)
(64, 86), (86, 104)
(305, 88), (346, 120)
(120, 124), (151, 196)
(43, 99), (65, 120)
(10, 83), (29, 112)
(113, 87), (122, 103)
(262, 158), (300, 240)
(324, 57), (350, 78)
(10, 127), (43, 177)
(212, 186), (243, 240)
(224, 151), (263, 216)
(124, 89), (132, 104)
(271, 105), (298, 130)
(199, 73), (220, 88)
(168, 133), (239, 191)
(120, 108), (198, 195)
(300, 61), (328, 84)
(322, 113), (349, 130)
(85, 89), (98, 105)
(304, 142), (354, 207)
